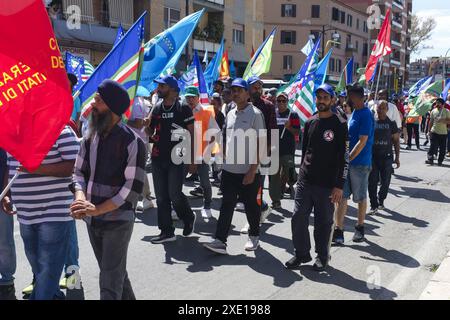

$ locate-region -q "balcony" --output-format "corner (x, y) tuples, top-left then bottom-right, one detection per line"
(193, 0), (225, 11)
(345, 43), (356, 53)
(391, 40), (402, 48)
(392, 20), (403, 29)
(393, 0), (404, 10)
(391, 59), (402, 66)
(193, 39), (222, 53)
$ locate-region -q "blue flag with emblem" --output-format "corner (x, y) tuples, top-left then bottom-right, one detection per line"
(137, 10), (204, 96)
(65, 51), (85, 92)
(78, 12), (146, 121)
(203, 38), (225, 95)
(113, 24), (125, 47)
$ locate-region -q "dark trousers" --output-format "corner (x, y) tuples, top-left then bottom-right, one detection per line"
(215, 170), (261, 243)
(447, 130), (450, 152)
(152, 160), (195, 235)
(428, 133), (447, 164)
(291, 181), (334, 262)
(407, 123), (420, 148)
(368, 154), (393, 209)
(87, 219), (135, 300)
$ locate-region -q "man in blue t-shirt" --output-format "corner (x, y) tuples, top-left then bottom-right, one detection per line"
(333, 84), (374, 244)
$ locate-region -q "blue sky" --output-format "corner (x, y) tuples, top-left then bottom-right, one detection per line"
(411, 0), (450, 60)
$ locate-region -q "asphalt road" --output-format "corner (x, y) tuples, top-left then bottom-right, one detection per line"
(10, 134), (450, 300)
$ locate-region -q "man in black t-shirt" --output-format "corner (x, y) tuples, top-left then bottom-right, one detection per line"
(269, 92), (300, 209)
(147, 75), (197, 243)
(286, 84), (349, 272)
(368, 101), (400, 215)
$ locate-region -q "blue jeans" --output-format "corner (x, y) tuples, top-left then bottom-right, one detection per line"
(343, 165), (371, 202)
(0, 209), (16, 286)
(20, 221), (70, 300)
(64, 220), (79, 275)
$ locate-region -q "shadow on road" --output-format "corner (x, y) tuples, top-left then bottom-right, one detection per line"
(376, 208), (429, 228)
(140, 235), (302, 288)
(345, 239), (420, 268)
(392, 174), (423, 183)
(298, 265), (397, 300)
(390, 186), (450, 203)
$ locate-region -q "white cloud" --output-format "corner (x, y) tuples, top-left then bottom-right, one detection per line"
(411, 9), (450, 60)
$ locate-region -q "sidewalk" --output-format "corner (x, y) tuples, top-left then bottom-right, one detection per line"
(419, 250), (450, 300)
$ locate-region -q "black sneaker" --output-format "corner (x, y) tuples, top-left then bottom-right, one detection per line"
(271, 201), (282, 209)
(425, 159), (434, 165)
(405, 146), (411, 150)
(151, 233), (176, 244)
(183, 213), (196, 236)
(189, 187), (204, 197)
(352, 225), (365, 242)
(217, 189), (223, 196)
(285, 255), (312, 269)
(438, 162), (443, 167)
(332, 228), (344, 245)
(0, 284), (16, 300)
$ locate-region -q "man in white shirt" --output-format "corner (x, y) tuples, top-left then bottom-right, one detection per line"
(368, 90), (402, 130)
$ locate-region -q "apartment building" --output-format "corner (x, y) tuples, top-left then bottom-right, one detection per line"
(47, 0), (264, 74)
(263, 0), (370, 83)
(407, 57), (450, 88)
(341, 0), (413, 92)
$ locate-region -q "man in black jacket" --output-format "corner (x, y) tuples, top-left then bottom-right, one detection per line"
(286, 84), (349, 272)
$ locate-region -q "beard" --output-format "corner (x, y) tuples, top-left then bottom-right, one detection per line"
(88, 108), (113, 138)
(317, 103), (331, 112)
(157, 90), (168, 99)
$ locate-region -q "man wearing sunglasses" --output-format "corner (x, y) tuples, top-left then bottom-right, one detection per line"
(269, 93), (300, 209)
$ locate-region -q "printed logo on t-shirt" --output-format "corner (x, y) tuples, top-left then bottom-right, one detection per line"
(162, 112), (174, 119)
(323, 130), (335, 142)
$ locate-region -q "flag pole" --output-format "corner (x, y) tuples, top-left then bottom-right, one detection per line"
(0, 172), (19, 200)
(374, 57), (384, 100)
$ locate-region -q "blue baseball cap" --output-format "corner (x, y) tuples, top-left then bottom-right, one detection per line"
(315, 84), (335, 98)
(247, 76), (263, 86)
(231, 78), (249, 90)
(154, 75), (180, 92)
(339, 91), (347, 97)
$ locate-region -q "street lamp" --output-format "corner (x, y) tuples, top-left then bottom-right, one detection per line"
(320, 25), (340, 59)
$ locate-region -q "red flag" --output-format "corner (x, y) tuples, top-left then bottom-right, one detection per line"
(0, 0), (73, 171)
(219, 50), (230, 79)
(365, 9), (392, 83)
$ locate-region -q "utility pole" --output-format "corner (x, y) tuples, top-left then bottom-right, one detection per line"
(185, 0), (190, 69)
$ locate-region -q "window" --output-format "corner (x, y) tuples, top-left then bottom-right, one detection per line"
(283, 55), (293, 70)
(329, 58), (335, 72)
(347, 14), (353, 27)
(355, 40), (359, 52)
(332, 7), (339, 21)
(363, 21), (368, 33)
(340, 11), (345, 24)
(356, 18), (360, 30)
(355, 63), (360, 75)
(281, 4), (296, 17)
(311, 5), (320, 18)
(346, 34), (352, 48)
(337, 59), (342, 73)
(164, 7), (180, 28)
(363, 43), (368, 56)
(233, 28), (245, 44)
(281, 31), (296, 44)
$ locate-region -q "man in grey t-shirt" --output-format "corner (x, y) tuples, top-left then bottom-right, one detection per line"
(204, 78), (266, 255)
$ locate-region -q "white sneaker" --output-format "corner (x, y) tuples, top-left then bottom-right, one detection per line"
(135, 201), (144, 213)
(368, 207), (378, 215)
(235, 202), (245, 211)
(245, 236), (260, 251)
(171, 210), (179, 220)
(260, 206), (272, 224)
(142, 197), (154, 210)
(201, 208), (212, 219)
(203, 239), (228, 255)
(240, 223), (250, 234)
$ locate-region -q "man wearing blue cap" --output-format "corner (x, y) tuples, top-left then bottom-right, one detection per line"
(241, 76), (277, 231)
(286, 83), (348, 271)
(147, 75), (197, 244)
(204, 78), (266, 254)
(71, 80), (146, 299)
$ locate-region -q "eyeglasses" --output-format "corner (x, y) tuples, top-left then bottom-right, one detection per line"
(277, 99), (287, 103)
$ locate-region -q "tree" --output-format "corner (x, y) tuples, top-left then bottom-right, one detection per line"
(410, 14), (437, 54)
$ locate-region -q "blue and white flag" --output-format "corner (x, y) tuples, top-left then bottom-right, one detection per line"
(204, 38), (225, 94)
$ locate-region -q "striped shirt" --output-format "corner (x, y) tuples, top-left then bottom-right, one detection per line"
(7, 126), (80, 225)
(73, 122), (146, 222)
